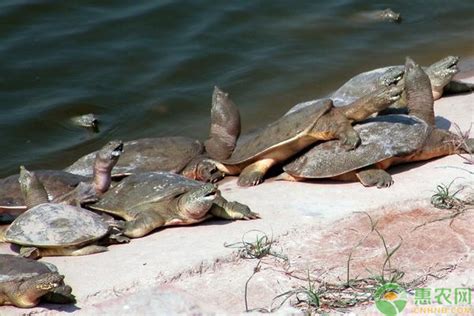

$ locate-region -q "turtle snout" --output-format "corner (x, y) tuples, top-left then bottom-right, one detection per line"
(404, 56), (418, 71)
(446, 58), (459, 73)
(35, 273), (64, 290)
(203, 184), (219, 199)
(112, 144), (123, 157)
(450, 56), (460, 66)
(388, 86), (403, 101)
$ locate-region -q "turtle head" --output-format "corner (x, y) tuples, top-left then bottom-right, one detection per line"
(425, 56), (459, 97)
(381, 8), (401, 23)
(212, 86), (229, 105)
(405, 56), (430, 87)
(405, 56), (435, 124)
(34, 273), (64, 291)
(18, 165), (49, 207)
(14, 273), (64, 308)
(182, 159), (225, 183)
(93, 140), (124, 194)
(404, 56), (419, 73)
(177, 183), (218, 220)
(95, 140), (124, 168)
(84, 114), (99, 129)
(205, 86), (241, 160)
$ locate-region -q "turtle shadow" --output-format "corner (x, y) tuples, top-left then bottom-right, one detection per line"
(268, 158), (445, 188)
(387, 160), (430, 175)
(435, 116), (452, 130)
(175, 218), (235, 229)
(200, 218), (237, 227)
(37, 303), (81, 313)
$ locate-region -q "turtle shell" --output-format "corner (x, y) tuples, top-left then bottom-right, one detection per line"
(65, 136), (203, 177)
(90, 172), (203, 220)
(283, 115), (429, 178)
(5, 203), (109, 248)
(0, 254), (56, 283)
(0, 170), (88, 210)
(223, 100), (333, 165)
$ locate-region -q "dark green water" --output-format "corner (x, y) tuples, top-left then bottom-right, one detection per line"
(1, 1), (473, 177)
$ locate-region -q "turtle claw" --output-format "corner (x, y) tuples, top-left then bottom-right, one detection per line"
(20, 247), (41, 259)
(340, 132), (361, 151)
(209, 170), (225, 183)
(226, 201), (260, 220)
(237, 172), (264, 187)
(390, 94), (401, 102)
(358, 169), (393, 188)
(110, 219), (126, 230)
(377, 178), (394, 189)
(107, 232), (130, 244)
(244, 212), (261, 220)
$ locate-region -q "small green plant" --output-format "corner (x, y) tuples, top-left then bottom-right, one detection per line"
(413, 179), (472, 231)
(224, 230), (287, 260)
(225, 230), (288, 312)
(373, 228), (403, 285)
(243, 260), (262, 312)
(272, 270), (321, 311)
(345, 212), (377, 286)
(451, 123), (473, 165)
(430, 178), (463, 209)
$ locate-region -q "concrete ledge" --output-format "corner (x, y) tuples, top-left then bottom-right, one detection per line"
(1, 75), (472, 315)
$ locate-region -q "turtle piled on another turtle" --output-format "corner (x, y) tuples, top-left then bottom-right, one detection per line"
(278, 57), (474, 187)
(287, 55), (472, 115)
(330, 55), (472, 106)
(64, 86), (239, 183)
(89, 172), (260, 238)
(205, 82), (403, 187)
(278, 115), (429, 187)
(0, 140), (123, 220)
(0, 254), (75, 308)
(3, 166), (126, 258)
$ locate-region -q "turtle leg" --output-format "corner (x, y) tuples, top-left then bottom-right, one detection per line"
(0, 225), (8, 242)
(21, 245), (108, 257)
(336, 124), (361, 151)
(275, 172), (302, 182)
(54, 182), (99, 206)
(20, 247), (41, 259)
(237, 158), (276, 187)
(340, 85), (403, 121)
(312, 108), (361, 150)
(210, 195), (260, 220)
(404, 130), (473, 162)
(356, 169), (393, 188)
(124, 210), (166, 238)
(52, 245), (108, 256)
(443, 80), (474, 95)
